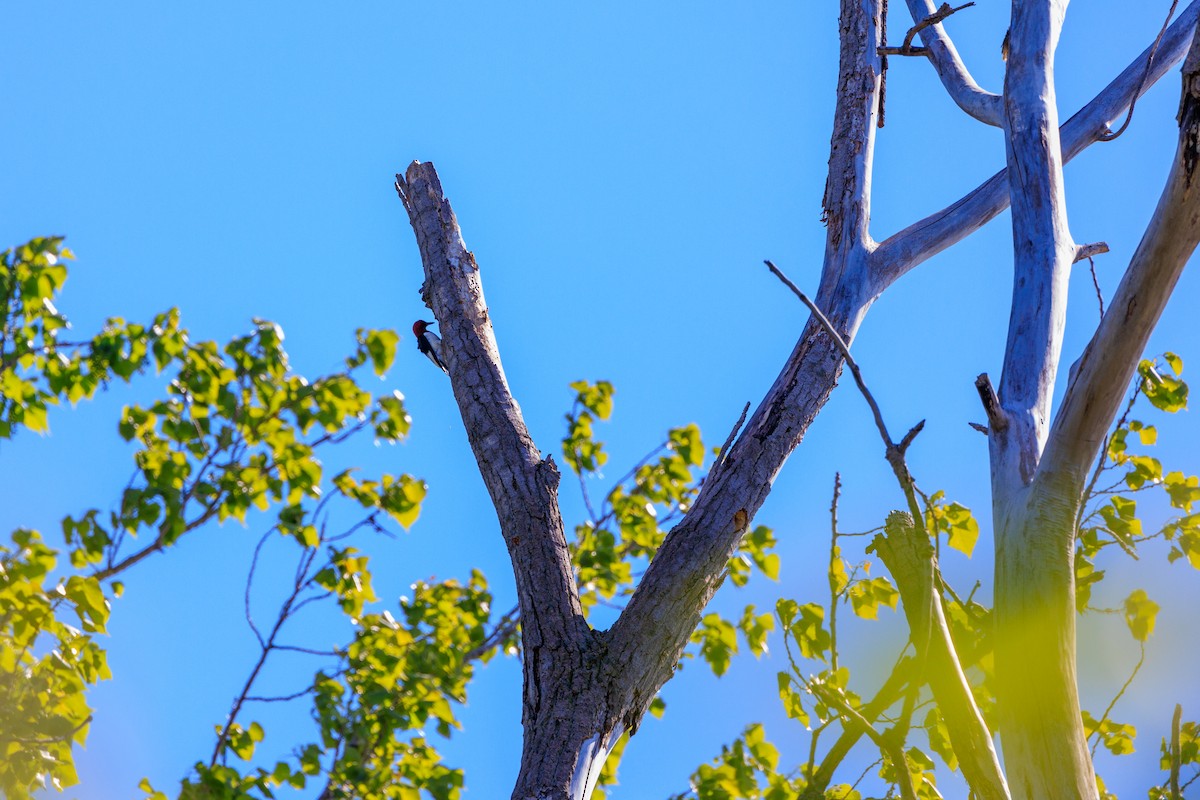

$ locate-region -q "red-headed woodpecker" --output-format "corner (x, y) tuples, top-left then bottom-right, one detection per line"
(413, 320), (448, 373)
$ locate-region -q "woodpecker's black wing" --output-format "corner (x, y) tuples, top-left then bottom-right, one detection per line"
(417, 332), (449, 373)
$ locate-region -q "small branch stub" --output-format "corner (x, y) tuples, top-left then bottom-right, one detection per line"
(974, 373), (1007, 432)
(1073, 241), (1110, 263)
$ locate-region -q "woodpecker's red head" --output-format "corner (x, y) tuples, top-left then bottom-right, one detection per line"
(413, 320), (433, 336)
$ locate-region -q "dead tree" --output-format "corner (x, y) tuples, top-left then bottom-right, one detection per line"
(396, 2), (1200, 797)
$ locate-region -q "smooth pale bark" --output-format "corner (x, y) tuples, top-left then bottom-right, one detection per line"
(871, 0), (1200, 289)
(901, 0), (1004, 126)
(987, 3), (1101, 798)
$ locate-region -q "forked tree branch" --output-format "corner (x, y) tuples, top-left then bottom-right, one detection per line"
(870, 1), (1200, 290)
(992, 0), (1076, 489)
(893, 0), (1004, 126)
(395, 161), (587, 656)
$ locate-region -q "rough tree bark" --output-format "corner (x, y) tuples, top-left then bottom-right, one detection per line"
(394, 1), (1200, 797)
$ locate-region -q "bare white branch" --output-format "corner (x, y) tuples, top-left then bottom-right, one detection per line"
(869, 1), (1200, 290)
(992, 0), (1075, 488)
(900, 0), (1004, 125)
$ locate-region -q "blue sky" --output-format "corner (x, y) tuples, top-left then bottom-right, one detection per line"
(3, 2), (1199, 798)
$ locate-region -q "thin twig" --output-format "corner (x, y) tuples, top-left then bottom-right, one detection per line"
(244, 687), (318, 704)
(1099, 0), (1181, 141)
(878, 2), (976, 56)
(1171, 704), (1183, 798)
(1075, 391), (1139, 536)
(765, 261), (881, 431)
(211, 531), (331, 766)
(1087, 642), (1146, 758)
(245, 530), (273, 649)
(1183, 770), (1200, 793)
(810, 682), (919, 800)
(829, 473), (843, 673)
(850, 758), (884, 795)
(798, 648), (913, 799)
(593, 441), (671, 529)
(764, 260), (924, 524)
(465, 603), (521, 661)
(1085, 255), (1107, 320)
(272, 644), (339, 657)
(805, 720), (830, 781)
(569, 401), (601, 524)
(92, 498), (222, 581)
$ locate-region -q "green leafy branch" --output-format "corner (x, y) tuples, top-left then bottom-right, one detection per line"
(562, 380), (779, 619)
(0, 238), (427, 799)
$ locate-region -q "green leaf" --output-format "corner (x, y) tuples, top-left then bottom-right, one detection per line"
(1122, 589), (1159, 641)
(1139, 358), (1188, 412)
(829, 547), (849, 596)
(1165, 471), (1200, 512)
(847, 576), (899, 620)
(692, 613), (738, 677)
(775, 598), (799, 628)
(64, 575), (110, 633)
(788, 603), (831, 661)
(738, 604), (774, 658)
(776, 672), (810, 726)
(923, 707), (958, 772)
(1083, 710), (1137, 756)
(364, 329), (400, 376)
(669, 423), (705, 467)
(1164, 351), (1184, 375)
(1129, 419), (1157, 445)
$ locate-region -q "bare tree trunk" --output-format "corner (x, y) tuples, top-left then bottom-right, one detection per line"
(984, 3), (1097, 797)
(986, 7), (1200, 800)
